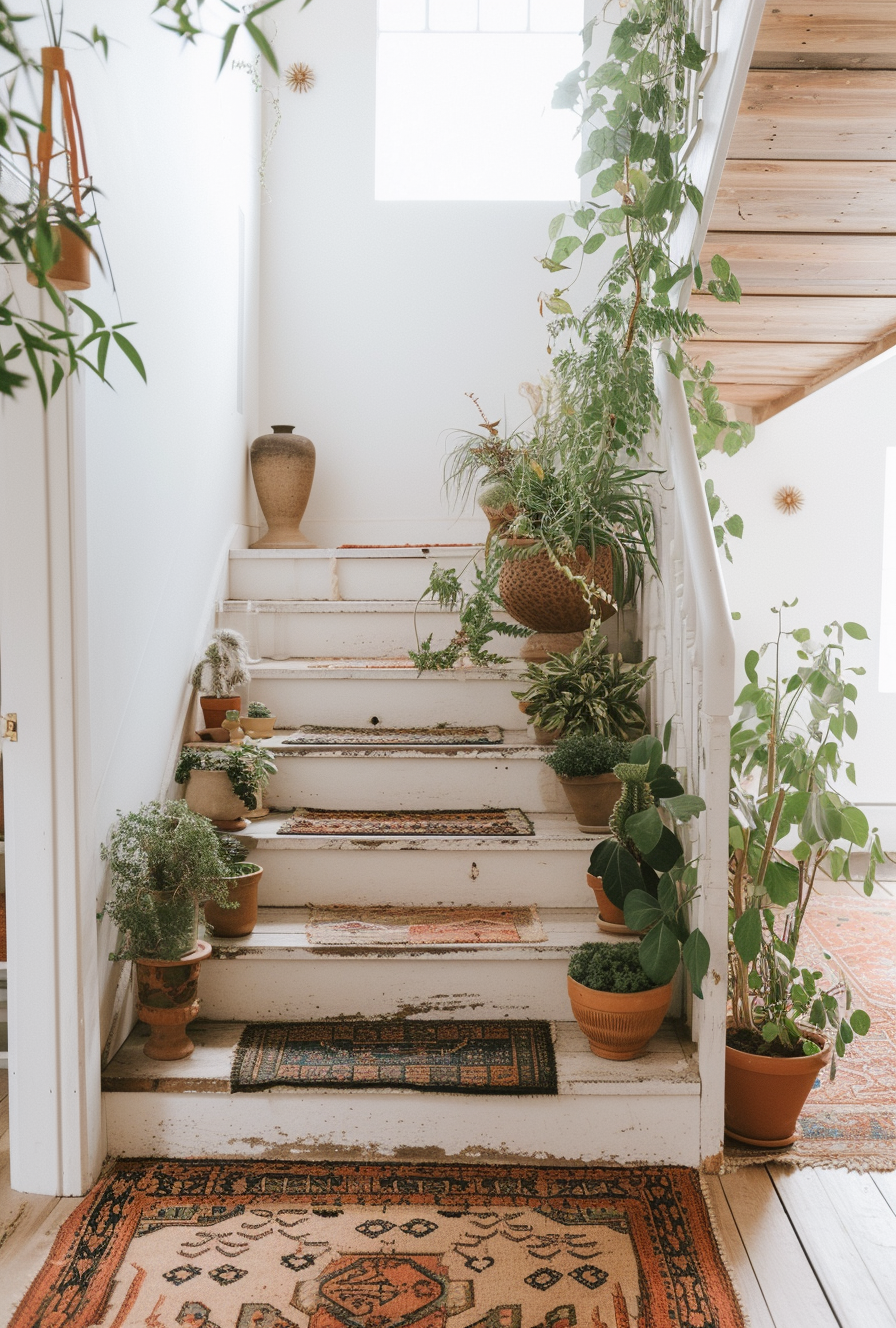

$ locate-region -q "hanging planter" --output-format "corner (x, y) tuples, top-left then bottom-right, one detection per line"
(26, 46), (92, 292)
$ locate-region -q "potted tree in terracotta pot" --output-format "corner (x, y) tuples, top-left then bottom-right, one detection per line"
(726, 609), (879, 1147)
(542, 733), (630, 833)
(192, 629), (251, 731)
(102, 801), (234, 1061)
(176, 741), (277, 831)
(204, 833), (264, 938)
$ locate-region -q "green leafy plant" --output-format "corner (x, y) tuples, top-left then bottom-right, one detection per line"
(543, 1), (754, 549)
(542, 733), (630, 780)
(215, 831), (250, 870)
(409, 557), (529, 671)
(568, 940), (658, 994)
(191, 629), (251, 697)
(728, 606), (879, 1071)
(101, 800), (233, 961)
(513, 630), (654, 738)
(589, 734), (709, 993)
(247, 701), (272, 718)
(175, 740), (276, 811)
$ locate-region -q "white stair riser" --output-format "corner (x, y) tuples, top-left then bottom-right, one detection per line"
(251, 677), (525, 728)
(250, 846), (593, 907)
(229, 554), (477, 602)
(219, 606), (524, 660)
(104, 1091), (700, 1165)
(199, 955), (577, 1021)
(264, 755), (567, 813)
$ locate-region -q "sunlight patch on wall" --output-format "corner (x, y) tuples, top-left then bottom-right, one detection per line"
(880, 447), (896, 692)
(375, 0), (584, 201)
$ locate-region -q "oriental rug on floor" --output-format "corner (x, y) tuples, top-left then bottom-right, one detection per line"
(12, 1161), (745, 1328)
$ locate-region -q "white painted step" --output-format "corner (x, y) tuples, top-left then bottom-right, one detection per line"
(219, 599), (524, 660)
(226, 733), (567, 814)
(239, 812), (593, 907)
(197, 907), (609, 1021)
(248, 660), (525, 728)
(102, 1019), (701, 1166)
(229, 547), (480, 602)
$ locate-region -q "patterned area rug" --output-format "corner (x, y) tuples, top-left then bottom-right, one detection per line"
(231, 1021), (557, 1094)
(278, 810), (534, 837)
(724, 897), (896, 1170)
(284, 725), (504, 746)
(305, 907), (545, 946)
(11, 1160), (746, 1328)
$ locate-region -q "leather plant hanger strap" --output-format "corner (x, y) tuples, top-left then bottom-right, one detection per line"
(37, 46), (89, 214)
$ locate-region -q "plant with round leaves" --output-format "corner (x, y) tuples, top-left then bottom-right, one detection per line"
(728, 605), (879, 1073)
(588, 733), (709, 995)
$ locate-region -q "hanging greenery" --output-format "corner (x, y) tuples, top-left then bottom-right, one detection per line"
(541, 0), (754, 557)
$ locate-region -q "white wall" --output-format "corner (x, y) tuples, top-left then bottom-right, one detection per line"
(704, 354), (896, 843)
(257, 0), (585, 547)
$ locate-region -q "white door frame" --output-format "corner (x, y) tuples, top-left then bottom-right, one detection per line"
(0, 278), (103, 1195)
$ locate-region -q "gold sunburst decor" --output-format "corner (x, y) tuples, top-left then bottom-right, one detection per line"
(285, 62), (315, 93)
(774, 485), (804, 515)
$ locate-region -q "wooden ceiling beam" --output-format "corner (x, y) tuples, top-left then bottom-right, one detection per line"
(712, 161), (896, 233)
(688, 295), (896, 343)
(752, 2), (896, 70)
(729, 71), (896, 159)
(701, 233), (896, 296)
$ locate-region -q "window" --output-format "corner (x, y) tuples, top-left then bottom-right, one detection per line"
(375, 0), (584, 201)
(880, 447), (896, 692)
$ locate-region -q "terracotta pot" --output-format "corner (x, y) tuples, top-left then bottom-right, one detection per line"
(184, 769), (251, 831)
(518, 699), (562, 744)
(250, 425), (316, 549)
(27, 223), (91, 292)
(204, 864), (262, 937)
(586, 872), (627, 928)
(242, 715), (276, 739)
(724, 1031), (831, 1147)
(134, 940), (211, 1060)
(567, 973), (673, 1060)
(499, 540), (615, 634)
(199, 696), (241, 729)
(559, 773), (622, 833)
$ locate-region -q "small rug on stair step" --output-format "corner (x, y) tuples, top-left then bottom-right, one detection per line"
(277, 808), (534, 836)
(305, 905), (545, 945)
(724, 896), (896, 1171)
(284, 724), (503, 745)
(11, 1160), (746, 1328)
(231, 1020), (557, 1094)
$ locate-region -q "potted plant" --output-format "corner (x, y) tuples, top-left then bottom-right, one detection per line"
(101, 801), (234, 1060)
(726, 609), (879, 1147)
(192, 629), (251, 729)
(513, 630), (654, 745)
(542, 733), (630, 833)
(567, 941), (676, 1059)
(242, 700), (277, 739)
(175, 741), (277, 830)
(204, 833), (264, 938)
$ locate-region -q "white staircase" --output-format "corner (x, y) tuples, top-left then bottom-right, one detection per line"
(102, 545), (704, 1166)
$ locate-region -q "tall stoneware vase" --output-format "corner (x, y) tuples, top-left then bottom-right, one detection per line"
(250, 425), (316, 548)
(135, 940), (211, 1060)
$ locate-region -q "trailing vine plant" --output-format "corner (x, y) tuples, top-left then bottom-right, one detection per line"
(541, 0), (754, 557)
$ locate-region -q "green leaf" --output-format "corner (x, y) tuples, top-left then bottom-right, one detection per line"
(548, 213), (565, 242)
(744, 650), (759, 685)
(544, 295), (573, 316)
(638, 921), (681, 986)
(622, 889), (663, 931)
(583, 233), (606, 254)
(219, 22), (239, 72)
(838, 804), (869, 846)
(733, 909), (762, 964)
(850, 1009), (871, 1036)
(552, 236), (582, 264)
(843, 622), (869, 640)
(763, 861), (800, 906)
(660, 794), (705, 822)
(112, 332), (147, 382)
(629, 735), (662, 778)
(589, 838), (644, 909)
(724, 514), (744, 539)
(245, 17), (279, 72)
(761, 1022), (780, 1043)
(710, 253), (730, 283)
(624, 806), (664, 855)
(682, 928), (710, 998)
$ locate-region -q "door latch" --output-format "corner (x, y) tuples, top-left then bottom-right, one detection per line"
(2, 713), (17, 741)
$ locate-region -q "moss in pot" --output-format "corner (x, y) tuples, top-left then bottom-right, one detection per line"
(542, 733), (630, 833)
(567, 942), (674, 1060)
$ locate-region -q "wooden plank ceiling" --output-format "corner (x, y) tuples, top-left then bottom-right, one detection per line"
(689, 1), (896, 424)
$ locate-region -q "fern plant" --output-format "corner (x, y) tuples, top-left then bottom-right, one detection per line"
(191, 629), (251, 698)
(409, 558), (529, 671)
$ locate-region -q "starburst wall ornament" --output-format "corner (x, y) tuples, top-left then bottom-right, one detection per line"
(774, 485), (804, 515)
(285, 62), (315, 93)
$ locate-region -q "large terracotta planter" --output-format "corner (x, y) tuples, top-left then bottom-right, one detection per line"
(559, 773), (621, 833)
(204, 864), (263, 937)
(199, 695), (241, 729)
(134, 940), (211, 1060)
(725, 1032), (831, 1147)
(250, 425), (316, 549)
(184, 769), (251, 831)
(568, 973), (673, 1060)
(499, 540), (615, 638)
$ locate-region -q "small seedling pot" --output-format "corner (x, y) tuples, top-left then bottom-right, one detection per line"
(567, 974), (673, 1060)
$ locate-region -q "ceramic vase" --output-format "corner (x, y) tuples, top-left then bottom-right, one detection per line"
(134, 940), (211, 1060)
(250, 425), (316, 548)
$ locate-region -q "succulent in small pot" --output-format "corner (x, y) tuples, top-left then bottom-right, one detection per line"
(542, 733), (630, 833)
(243, 700), (276, 739)
(567, 942), (673, 1059)
(204, 833), (263, 938)
(176, 741), (277, 831)
(192, 629), (251, 729)
(101, 801), (235, 1060)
